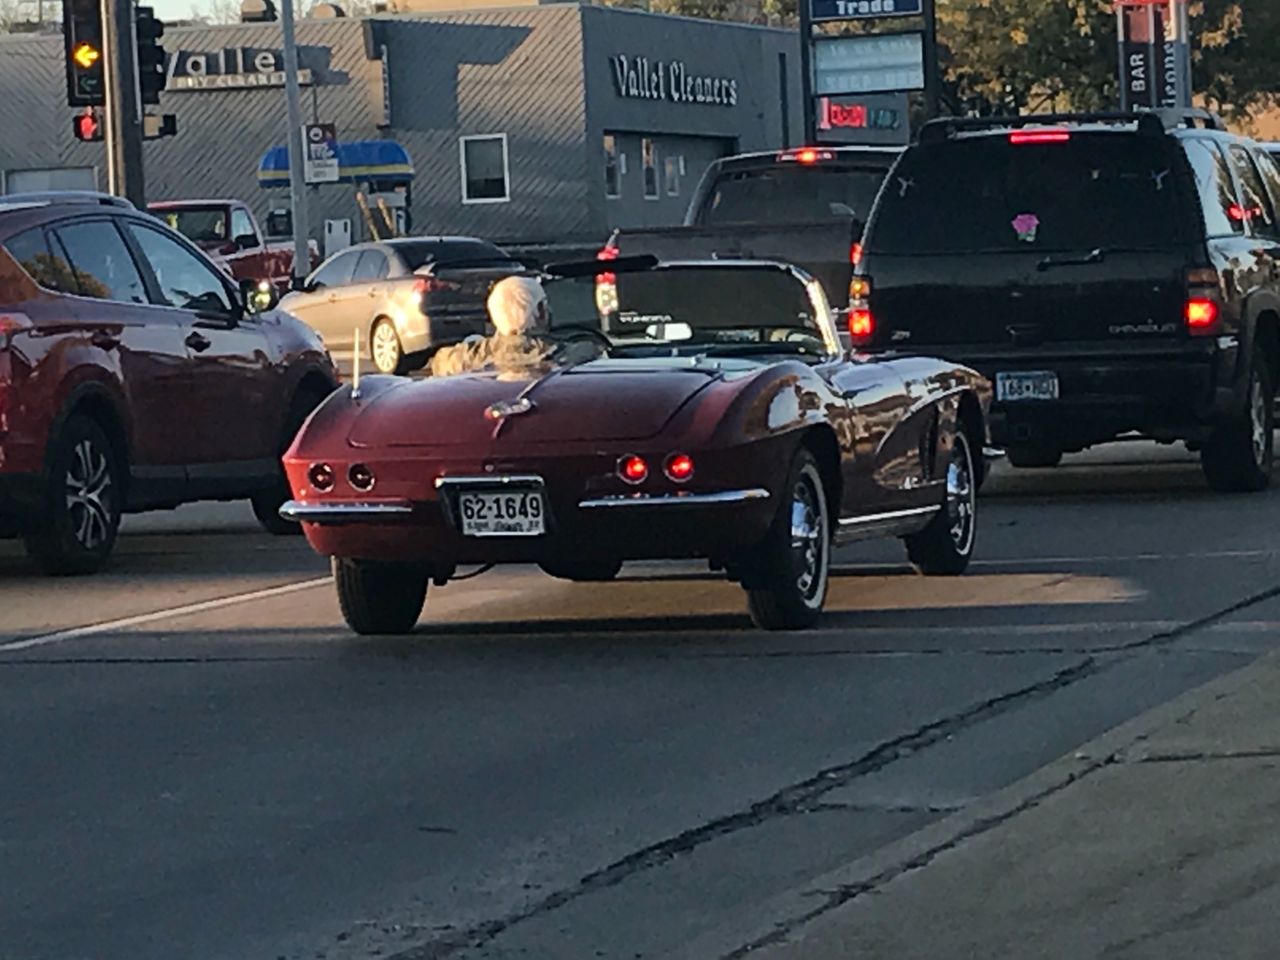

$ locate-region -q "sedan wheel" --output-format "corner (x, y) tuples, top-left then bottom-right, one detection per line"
(745, 449), (830, 630)
(371, 318), (405, 376)
(905, 429), (977, 575)
(24, 415), (123, 575)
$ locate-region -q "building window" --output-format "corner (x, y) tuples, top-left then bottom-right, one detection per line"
(642, 137), (658, 200)
(664, 156), (682, 197)
(604, 134), (621, 199)
(460, 134), (510, 204)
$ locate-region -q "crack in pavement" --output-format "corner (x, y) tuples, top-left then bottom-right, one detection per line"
(378, 656), (1102, 960)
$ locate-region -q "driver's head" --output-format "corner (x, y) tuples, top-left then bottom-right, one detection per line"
(488, 276), (548, 337)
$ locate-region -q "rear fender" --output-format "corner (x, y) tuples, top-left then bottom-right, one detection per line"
(1239, 288), (1280, 400)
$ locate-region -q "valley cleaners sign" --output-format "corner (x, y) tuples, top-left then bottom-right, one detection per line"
(611, 55), (738, 107)
(167, 47), (314, 91)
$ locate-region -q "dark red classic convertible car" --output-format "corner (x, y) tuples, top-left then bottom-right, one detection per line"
(281, 258), (992, 634)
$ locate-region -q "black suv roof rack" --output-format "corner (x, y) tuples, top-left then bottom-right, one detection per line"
(919, 108), (1225, 144)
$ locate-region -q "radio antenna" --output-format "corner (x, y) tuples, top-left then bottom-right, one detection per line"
(351, 326), (362, 399)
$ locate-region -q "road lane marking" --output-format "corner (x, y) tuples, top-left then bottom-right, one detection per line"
(971, 548), (1274, 567)
(0, 578), (330, 652)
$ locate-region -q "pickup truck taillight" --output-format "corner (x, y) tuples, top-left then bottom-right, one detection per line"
(1184, 268), (1223, 336)
(596, 243), (620, 314)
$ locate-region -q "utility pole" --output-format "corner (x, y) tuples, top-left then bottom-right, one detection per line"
(798, 0), (815, 143)
(921, 0), (941, 120)
(280, 0), (311, 289)
(100, 0), (144, 205)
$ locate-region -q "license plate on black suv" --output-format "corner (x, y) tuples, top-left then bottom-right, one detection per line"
(996, 371), (1059, 402)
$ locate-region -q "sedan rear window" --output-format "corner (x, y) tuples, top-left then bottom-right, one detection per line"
(393, 239), (510, 270)
(868, 135), (1188, 254)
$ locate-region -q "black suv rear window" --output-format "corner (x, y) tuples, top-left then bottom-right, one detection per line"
(698, 164), (891, 226)
(869, 135), (1187, 254)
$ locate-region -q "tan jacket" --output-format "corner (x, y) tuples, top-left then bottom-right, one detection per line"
(428, 334), (602, 378)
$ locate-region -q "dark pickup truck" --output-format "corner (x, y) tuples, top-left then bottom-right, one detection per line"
(603, 146), (901, 316)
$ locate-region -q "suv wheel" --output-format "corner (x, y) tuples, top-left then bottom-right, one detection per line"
(1006, 444), (1063, 469)
(252, 387), (328, 535)
(24, 415), (124, 575)
(1202, 346), (1274, 493)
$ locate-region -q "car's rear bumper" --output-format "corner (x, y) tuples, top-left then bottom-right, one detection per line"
(399, 313), (489, 356)
(284, 487), (776, 566)
(948, 341), (1237, 450)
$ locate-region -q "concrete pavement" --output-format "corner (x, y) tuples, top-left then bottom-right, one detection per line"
(747, 646), (1280, 959)
(4, 445), (1280, 959)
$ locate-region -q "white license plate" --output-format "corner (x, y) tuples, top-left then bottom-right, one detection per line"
(996, 371), (1059, 402)
(457, 489), (546, 537)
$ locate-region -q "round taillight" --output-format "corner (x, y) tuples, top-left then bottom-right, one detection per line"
(619, 454), (648, 484)
(308, 463), (335, 492)
(664, 453), (694, 482)
(348, 463), (375, 491)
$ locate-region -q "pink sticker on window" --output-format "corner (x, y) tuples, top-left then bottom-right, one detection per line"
(1011, 213), (1040, 243)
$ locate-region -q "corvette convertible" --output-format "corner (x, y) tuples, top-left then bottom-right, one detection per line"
(281, 257), (993, 635)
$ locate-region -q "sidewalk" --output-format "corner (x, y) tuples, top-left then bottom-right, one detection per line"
(752, 651), (1280, 960)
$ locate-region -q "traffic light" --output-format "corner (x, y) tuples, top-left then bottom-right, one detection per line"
(72, 109), (103, 142)
(63, 0), (104, 107)
(135, 6), (166, 105)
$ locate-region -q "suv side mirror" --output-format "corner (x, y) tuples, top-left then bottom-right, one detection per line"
(240, 277), (279, 315)
(235, 233), (261, 251)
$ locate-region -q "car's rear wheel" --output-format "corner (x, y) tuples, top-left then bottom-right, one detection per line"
(905, 429), (977, 575)
(538, 558), (623, 582)
(1202, 345), (1274, 493)
(24, 415), (123, 575)
(371, 318), (408, 376)
(333, 557), (429, 635)
(744, 449), (830, 631)
(1005, 444), (1063, 469)
(252, 387), (328, 535)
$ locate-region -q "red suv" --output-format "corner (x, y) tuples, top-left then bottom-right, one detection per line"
(0, 195), (339, 573)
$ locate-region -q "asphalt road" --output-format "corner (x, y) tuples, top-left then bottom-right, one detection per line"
(4, 443), (1280, 960)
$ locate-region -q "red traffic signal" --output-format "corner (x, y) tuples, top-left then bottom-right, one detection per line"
(72, 110), (102, 142)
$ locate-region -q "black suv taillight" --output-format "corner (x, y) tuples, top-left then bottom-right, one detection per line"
(1185, 267), (1223, 336)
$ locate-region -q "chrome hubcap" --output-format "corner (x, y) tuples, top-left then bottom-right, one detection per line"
(1251, 373), (1268, 466)
(372, 323), (400, 373)
(946, 437), (975, 556)
(789, 474), (827, 603)
(65, 438), (113, 550)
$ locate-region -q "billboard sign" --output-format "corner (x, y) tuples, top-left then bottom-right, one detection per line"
(809, 0), (921, 23)
(813, 33), (925, 95)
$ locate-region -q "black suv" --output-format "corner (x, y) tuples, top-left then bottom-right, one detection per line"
(850, 110), (1280, 491)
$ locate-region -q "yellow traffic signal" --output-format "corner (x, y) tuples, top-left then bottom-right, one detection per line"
(72, 41), (100, 70)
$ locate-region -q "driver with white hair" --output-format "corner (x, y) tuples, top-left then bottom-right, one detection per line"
(428, 275), (602, 377)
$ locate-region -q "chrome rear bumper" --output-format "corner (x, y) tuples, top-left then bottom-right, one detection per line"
(578, 488), (770, 510)
(279, 500), (414, 524)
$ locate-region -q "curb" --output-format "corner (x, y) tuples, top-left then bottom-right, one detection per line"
(666, 647), (1280, 960)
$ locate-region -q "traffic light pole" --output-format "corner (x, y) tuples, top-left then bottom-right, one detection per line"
(100, 0), (144, 206)
(280, 0), (311, 290)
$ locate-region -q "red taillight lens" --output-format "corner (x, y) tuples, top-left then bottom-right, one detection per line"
(1185, 298), (1219, 330)
(348, 463), (375, 491)
(849, 308), (874, 340)
(850, 242), (863, 266)
(664, 453), (694, 482)
(308, 462), (335, 492)
(1009, 129), (1071, 144)
(415, 276), (461, 295)
(597, 244), (619, 286)
(619, 454), (648, 484)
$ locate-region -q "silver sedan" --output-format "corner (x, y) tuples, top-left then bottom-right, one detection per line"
(281, 236), (522, 375)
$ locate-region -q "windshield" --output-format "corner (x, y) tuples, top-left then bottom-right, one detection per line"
(546, 266), (836, 359)
(154, 207), (229, 245)
(697, 164), (891, 225)
(869, 135), (1188, 254)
